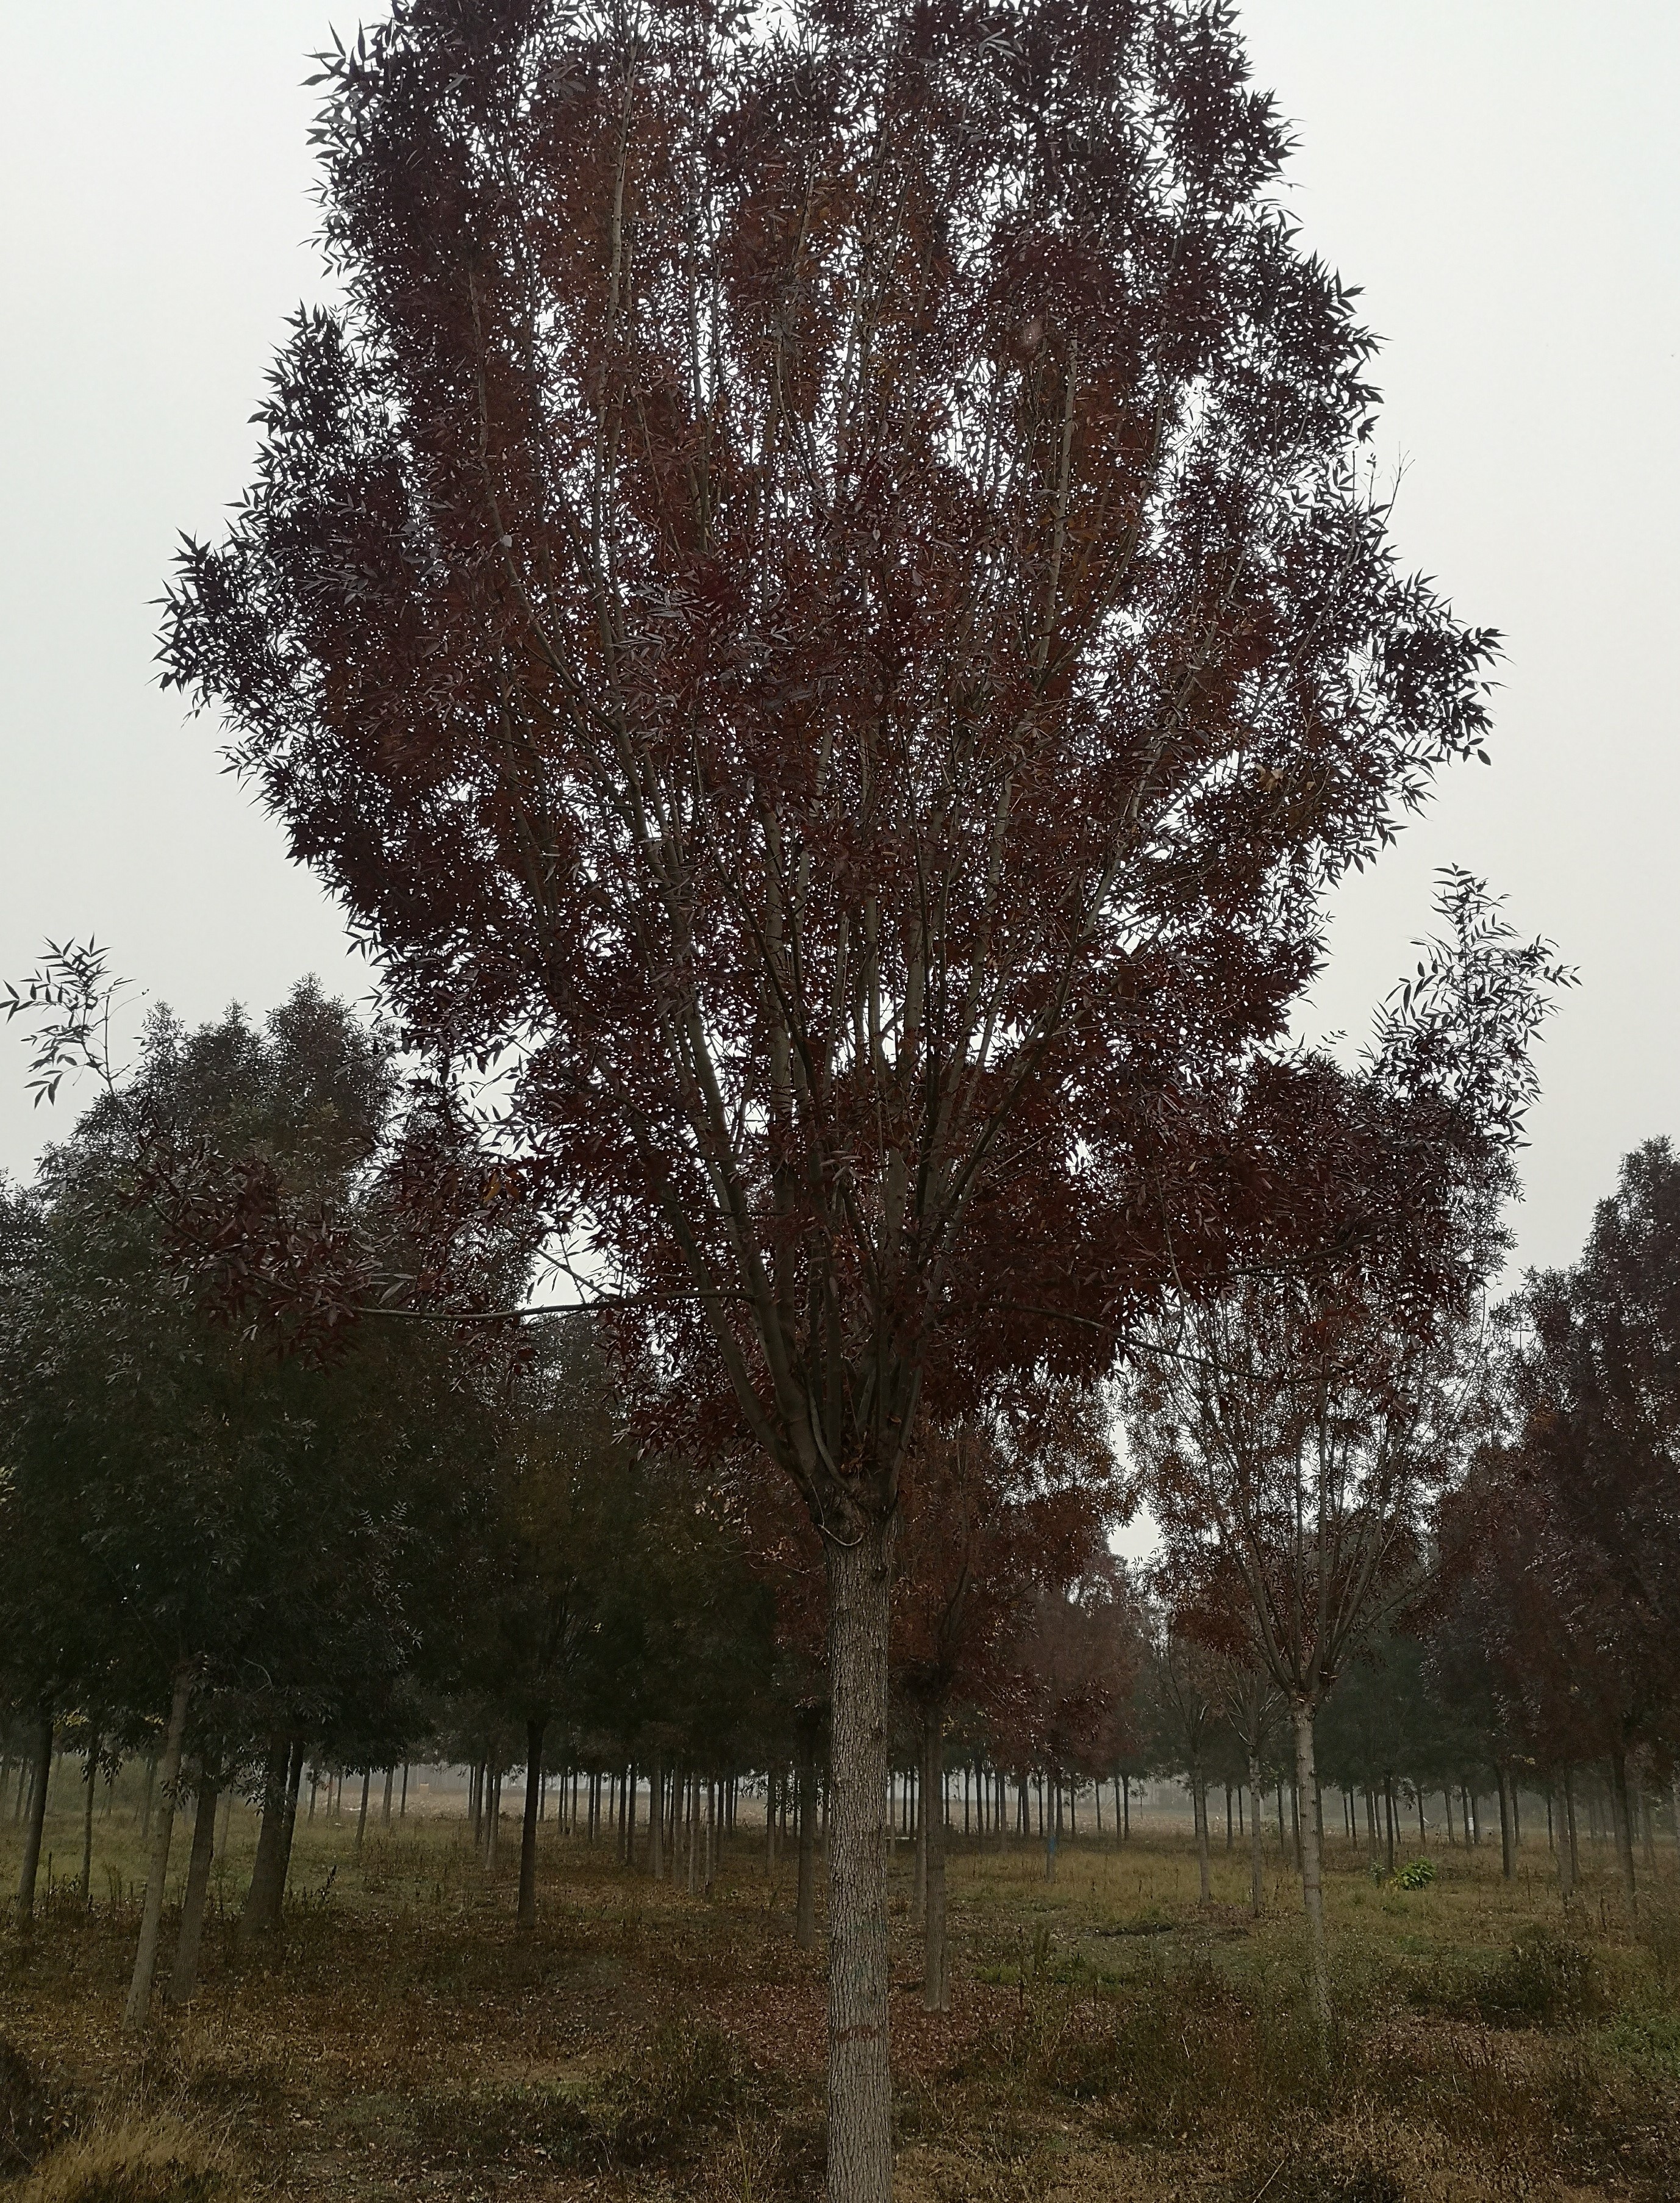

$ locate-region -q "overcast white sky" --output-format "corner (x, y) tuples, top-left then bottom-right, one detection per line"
(2, 3), (1676, 1288)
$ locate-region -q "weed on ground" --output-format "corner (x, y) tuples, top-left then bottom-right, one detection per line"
(2, 1788), (1678, 2199)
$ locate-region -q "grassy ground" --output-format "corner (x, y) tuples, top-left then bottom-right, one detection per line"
(2, 1775), (1678, 2201)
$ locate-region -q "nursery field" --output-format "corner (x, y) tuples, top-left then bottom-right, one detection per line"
(3, 1788), (1679, 2203)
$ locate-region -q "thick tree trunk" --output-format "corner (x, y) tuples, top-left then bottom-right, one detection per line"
(1609, 1747), (1639, 1910)
(168, 1776), (220, 2005)
(795, 1705), (820, 1952)
(241, 1744), (290, 1939)
(518, 1719), (545, 1928)
(921, 1702), (949, 2011)
(1292, 1698), (1332, 2048)
(824, 1521), (893, 2203)
(123, 1667), (195, 2032)
(1247, 1750), (1265, 1917)
(13, 1712), (53, 1922)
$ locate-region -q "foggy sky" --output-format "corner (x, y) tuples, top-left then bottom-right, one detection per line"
(2, 2), (1675, 1286)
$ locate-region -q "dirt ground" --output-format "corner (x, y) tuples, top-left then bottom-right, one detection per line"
(2, 1775), (1678, 2200)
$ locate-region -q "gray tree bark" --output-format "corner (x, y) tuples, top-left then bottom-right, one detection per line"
(1292, 1697), (1332, 2049)
(123, 1666), (195, 2032)
(168, 1775), (220, 2004)
(1247, 1750), (1265, 1918)
(824, 1522), (893, 2203)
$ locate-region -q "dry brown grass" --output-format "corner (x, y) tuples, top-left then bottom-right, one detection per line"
(2, 1783), (1678, 2199)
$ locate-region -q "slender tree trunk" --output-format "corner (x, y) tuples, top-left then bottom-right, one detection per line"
(921, 1700), (949, 2011)
(824, 1520), (893, 2203)
(651, 1752), (665, 1883)
(1193, 1771), (1211, 1903)
(123, 1666), (195, 2032)
(277, 1741), (305, 1899)
(518, 1719), (545, 1929)
(1609, 1747), (1639, 1910)
(913, 1760), (928, 1920)
(240, 1739), (290, 1939)
(140, 1752), (156, 1843)
(356, 1768), (371, 1857)
(168, 1775), (220, 2005)
(80, 1729), (100, 1908)
(1247, 1750), (1265, 1918)
(13, 1712), (53, 1922)
(1495, 1764), (1514, 1881)
(401, 1763), (409, 1818)
(1291, 1697), (1332, 2049)
(382, 1765), (394, 1827)
(1559, 1769), (1579, 1897)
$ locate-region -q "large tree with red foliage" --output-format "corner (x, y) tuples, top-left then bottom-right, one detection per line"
(160, 3), (1507, 2188)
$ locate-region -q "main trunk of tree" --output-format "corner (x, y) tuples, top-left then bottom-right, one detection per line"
(13, 1711), (52, 1922)
(123, 1666), (194, 2032)
(518, 1719), (546, 1928)
(1292, 1697), (1332, 2049)
(1193, 1771), (1212, 1904)
(1247, 1750), (1265, 1918)
(921, 1703), (949, 2011)
(824, 1521), (893, 2203)
(241, 1739), (290, 1938)
(80, 1731), (99, 1907)
(169, 1775), (220, 2005)
(1609, 1747), (1639, 1910)
(1494, 1764), (1515, 1880)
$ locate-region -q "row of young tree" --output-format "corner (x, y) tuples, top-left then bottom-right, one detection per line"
(7, 966), (1676, 2038)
